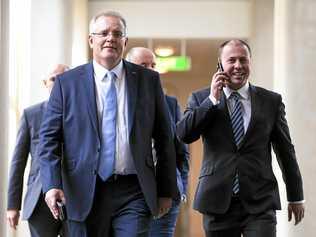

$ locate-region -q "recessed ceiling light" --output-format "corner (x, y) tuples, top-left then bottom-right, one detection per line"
(154, 46), (174, 57)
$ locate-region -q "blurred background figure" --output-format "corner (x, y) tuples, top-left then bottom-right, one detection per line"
(6, 64), (69, 237)
(126, 47), (190, 237)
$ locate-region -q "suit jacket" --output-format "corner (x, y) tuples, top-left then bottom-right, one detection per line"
(176, 84), (304, 215)
(7, 102), (46, 219)
(39, 60), (177, 221)
(165, 95), (189, 197)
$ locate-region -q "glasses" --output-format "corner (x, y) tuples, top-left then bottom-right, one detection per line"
(91, 31), (126, 39)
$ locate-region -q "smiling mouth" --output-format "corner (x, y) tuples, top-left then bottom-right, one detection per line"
(103, 46), (116, 50)
(232, 72), (245, 78)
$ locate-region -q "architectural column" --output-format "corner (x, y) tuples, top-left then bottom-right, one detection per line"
(71, 0), (89, 66)
(30, 0), (73, 104)
(274, 0), (316, 236)
(250, 0), (274, 89)
(0, 0), (9, 235)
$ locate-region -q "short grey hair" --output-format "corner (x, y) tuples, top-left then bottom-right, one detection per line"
(89, 11), (127, 35)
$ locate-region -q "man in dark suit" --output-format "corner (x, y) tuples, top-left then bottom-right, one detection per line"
(176, 39), (305, 237)
(38, 11), (177, 237)
(126, 47), (190, 237)
(6, 64), (69, 237)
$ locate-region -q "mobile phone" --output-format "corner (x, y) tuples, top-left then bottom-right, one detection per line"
(57, 201), (67, 221)
(217, 58), (224, 72)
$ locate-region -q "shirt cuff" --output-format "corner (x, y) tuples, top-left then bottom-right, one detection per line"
(289, 200), (305, 204)
(208, 94), (220, 105)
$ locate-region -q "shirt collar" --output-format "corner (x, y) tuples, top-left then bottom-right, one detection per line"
(223, 81), (250, 100)
(93, 60), (124, 81)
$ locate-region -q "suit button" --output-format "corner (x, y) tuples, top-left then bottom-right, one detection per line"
(93, 170), (97, 175)
(97, 148), (100, 152)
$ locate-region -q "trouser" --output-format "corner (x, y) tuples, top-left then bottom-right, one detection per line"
(203, 196), (276, 237)
(67, 174), (152, 237)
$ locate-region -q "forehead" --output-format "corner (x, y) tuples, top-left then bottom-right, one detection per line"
(222, 43), (250, 58)
(94, 16), (124, 31)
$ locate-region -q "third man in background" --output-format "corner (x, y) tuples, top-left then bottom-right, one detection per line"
(126, 47), (190, 237)
(7, 64), (69, 237)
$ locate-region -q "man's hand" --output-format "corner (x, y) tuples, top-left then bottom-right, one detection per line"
(210, 72), (230, 101)
(288, 203), (305, 225)
(7, 209), (20, 230)
(45, 188), (66, 220)
(157, 197), (172, 218)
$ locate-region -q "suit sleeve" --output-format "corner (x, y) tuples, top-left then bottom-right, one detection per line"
(152, 77), (178, 198)
(271, 95), (304, 202)
(7, 111), (31, 210)
(174, 100), (190, 195)
(176, 91), (218, 144)
(38, 77), (63, 193)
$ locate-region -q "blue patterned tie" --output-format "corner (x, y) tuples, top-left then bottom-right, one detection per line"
(230, 92), (244, 194)
(98, 71), (117, 181)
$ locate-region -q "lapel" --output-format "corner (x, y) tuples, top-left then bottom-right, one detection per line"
(123, 60), (139, 135)
(82, 62), (99, 136)
(238, 84), (260, 149)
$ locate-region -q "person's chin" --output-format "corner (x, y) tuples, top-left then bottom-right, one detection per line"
(230, 78), (246, 89)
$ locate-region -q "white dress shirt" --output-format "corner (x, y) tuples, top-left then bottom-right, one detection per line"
(209, 82), (251, 133)
(93, 60), (136, 175)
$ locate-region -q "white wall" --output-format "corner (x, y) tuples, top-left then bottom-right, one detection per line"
(89, 0), (251, 38)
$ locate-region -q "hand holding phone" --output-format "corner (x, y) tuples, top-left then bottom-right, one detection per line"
(56, 201), (67, 221)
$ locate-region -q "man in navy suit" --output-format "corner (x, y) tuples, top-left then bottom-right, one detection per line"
(177, 39), (305, 237)
(6, 64), (69, 237)
(39, 11), (177, 237)
(126, 47), (190, 237)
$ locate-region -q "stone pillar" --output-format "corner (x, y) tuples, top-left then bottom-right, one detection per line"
(274, 0), (316, 236)
(250, 0), (274, 90)
(0, 0), (9, 236)
(71, 0), (89, 66)
(29, 0), (73, 104)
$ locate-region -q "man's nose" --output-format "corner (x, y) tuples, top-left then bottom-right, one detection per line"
(234, 60), (242, 68)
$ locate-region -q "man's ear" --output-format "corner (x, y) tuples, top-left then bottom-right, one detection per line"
(88, 35), (94, 49)
(124, 37), (128, 47)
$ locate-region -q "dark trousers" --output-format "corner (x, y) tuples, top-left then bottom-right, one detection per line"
(149, 199), (180, 237)
(68, 174), (152, 237)
(28, 194), (65, 237)
(203, 197), (276, 237)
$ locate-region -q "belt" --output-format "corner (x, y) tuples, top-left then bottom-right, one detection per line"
(106, 174), (138, 182)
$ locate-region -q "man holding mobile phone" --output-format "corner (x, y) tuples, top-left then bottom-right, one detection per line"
(7, 64), (69, 237)
(177, 39), (305, 237)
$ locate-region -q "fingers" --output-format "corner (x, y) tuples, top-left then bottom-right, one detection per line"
(294, 207), (305, 225)
(45, 189), (65, 220)
(211, 72), (230, 100)
(8, 217), (17, 230)
(288, 207), (292, 222)
(7, 210), (19, 230)
(288, 203), (305, 225)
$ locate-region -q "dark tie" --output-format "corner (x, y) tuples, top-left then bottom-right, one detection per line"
(230, 92), (244, 194)
(98, 71), (117, 181)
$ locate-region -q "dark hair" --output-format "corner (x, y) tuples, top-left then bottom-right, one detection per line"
(218, 39), (251, 59)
